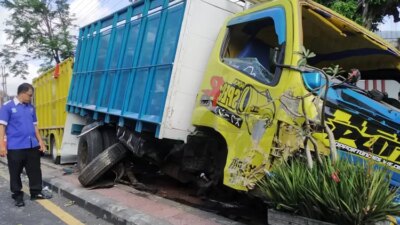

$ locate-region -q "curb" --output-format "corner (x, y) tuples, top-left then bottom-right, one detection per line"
(43, 176), (170, 225)
(0, 158), (170, 225)
(1, 157), (243, 225)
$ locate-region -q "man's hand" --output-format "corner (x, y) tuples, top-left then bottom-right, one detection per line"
(0, 148), (7, 157)
(39, 141), (46, 152)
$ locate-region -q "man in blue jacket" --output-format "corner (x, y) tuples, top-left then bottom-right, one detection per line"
(0, 83), (51, 207)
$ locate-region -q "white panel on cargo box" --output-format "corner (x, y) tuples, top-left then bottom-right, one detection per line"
(160, 0), (242, 141)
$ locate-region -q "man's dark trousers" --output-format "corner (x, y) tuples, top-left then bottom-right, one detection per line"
(7, 147), (42, 199)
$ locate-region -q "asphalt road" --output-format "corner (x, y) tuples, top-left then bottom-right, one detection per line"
(0, 162), (112, 225)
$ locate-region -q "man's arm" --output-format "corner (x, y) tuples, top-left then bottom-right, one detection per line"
(34, 125), (46, 152)
(0, 124), (7, 157)
(32, 106), (45, 152)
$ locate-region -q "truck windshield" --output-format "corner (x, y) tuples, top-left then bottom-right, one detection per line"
(223, 58), (274, 83)
(221, 7), (286, 85)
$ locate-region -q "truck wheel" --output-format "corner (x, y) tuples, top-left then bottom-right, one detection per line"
(78, 143), (127, 187)
(100, 127), (118, 149)
(77, 127), (103, 171)
(50, 136), (60, 164)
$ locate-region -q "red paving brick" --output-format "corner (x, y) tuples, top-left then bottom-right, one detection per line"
(38, 160), (240, 225)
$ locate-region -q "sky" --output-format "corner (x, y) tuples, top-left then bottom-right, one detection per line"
(0, 1), (399, 95)
(378, 15), (400, 31)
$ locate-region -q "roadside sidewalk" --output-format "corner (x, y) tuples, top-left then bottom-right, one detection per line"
(0, 157), (243, 225)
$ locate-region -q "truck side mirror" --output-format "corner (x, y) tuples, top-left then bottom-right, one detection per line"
(303, 72), (325, 92)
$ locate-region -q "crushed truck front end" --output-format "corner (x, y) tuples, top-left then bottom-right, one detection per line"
(193, 0), (400, 192)
(300, 0), (400, 187)
(193, 0), (311, 191)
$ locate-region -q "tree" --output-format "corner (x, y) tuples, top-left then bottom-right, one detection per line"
(315, 0), (400, 31)
(0, 0), (75, 78)
(0, 45), (28, 79)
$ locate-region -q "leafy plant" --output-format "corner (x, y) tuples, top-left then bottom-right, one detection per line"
(323, 65), (346, 78)
(258, 157), (400, 225)
(314, 0), (400, 31)
(0, 0), (76, 78)
(298, 46), (316, 67)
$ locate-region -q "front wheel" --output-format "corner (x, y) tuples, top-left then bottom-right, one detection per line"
(77, 126), (104, 171)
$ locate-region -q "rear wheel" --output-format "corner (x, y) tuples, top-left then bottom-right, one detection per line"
(77, 126), (103, 171)
(100, 127), (118, 149)
(49, 136), (60, 164)
(78, 143), (128, 187)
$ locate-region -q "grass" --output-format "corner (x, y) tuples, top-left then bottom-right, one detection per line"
(258, 157), (400, 225)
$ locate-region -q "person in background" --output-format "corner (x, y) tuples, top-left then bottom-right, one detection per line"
(0, 83), (51, 207)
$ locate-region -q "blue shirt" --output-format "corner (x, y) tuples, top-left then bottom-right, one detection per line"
(0, 98), (39, 150)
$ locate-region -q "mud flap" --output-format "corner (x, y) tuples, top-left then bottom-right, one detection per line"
(59, 113), (86, 164)
(49, 137), (60, 164)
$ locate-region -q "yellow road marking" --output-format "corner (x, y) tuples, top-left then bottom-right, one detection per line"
(33, 198), (85, 225)
(0, 166), (84, 225)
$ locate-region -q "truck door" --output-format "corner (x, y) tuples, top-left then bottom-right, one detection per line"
(193, 6), (290, 191)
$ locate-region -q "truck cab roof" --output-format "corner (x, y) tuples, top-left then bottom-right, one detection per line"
(300, 0), (400, 81)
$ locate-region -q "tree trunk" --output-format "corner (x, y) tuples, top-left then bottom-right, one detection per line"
(360, 0), (372, 30)
(53, 50), (60, 64)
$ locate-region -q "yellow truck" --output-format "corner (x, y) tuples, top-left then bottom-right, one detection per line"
(33, 58), (73, 164)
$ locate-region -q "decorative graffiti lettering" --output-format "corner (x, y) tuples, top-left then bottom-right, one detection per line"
(326, 108), (400, 167)
(202, 76), (275, 131)
(336, 142), (400, 171)
(231, 114), (242, 127)
(228, 158), (257, 173)
(214, 106), (243, 128)
(243, 66), (256, 77)
(202, 76), (224, 106)
(218, 83), (241, 110)
(232, 79), (246, 89)
(328, 120), (400, 163)
(237, 85), (273, 115)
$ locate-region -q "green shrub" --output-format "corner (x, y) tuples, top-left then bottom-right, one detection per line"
(258, 157), (400, 225)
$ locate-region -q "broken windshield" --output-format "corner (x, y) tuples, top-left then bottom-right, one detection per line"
(224, 58), (274, 83)
(221, 7), (286, 85)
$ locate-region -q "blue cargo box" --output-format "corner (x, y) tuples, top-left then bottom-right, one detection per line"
(67, 0), (243, 140)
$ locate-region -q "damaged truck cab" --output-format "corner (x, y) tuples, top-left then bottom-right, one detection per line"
(193, 0), (400, 191)
(193, 0), (302, 191)
(64, 0), (400, 194)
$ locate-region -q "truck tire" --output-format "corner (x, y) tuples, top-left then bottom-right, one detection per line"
(50, 136), (61, 164)
(100, 127), (118, 149)
(77, 127), (104, 171)
(78, 143), (128, 187)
